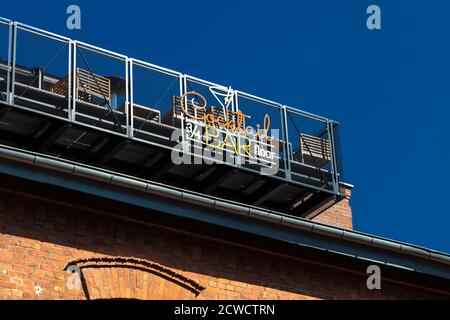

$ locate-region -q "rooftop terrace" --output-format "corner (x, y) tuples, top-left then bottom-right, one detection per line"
(0, 17), (344, 218)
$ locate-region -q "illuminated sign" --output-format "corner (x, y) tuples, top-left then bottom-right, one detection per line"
(178, 90), (279, 173)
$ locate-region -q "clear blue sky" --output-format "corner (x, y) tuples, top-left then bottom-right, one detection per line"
(2, 1), (449, 252)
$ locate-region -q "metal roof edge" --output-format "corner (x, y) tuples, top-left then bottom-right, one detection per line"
(0, 144), (448, 273)
(340, 182), (354, 189)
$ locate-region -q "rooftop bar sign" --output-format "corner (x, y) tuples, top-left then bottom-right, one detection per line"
(173, 88), (280, 174)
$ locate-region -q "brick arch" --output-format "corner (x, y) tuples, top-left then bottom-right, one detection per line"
(65, 256), (205, 300)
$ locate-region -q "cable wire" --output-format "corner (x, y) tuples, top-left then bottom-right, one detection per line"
(287, 112), (329, 187)
(76, 47), (126, 134)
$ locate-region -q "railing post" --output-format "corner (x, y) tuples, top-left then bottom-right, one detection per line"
(6, 21), (12, 105)
(281, 105), (292, 181)
(234, 90), (241, 167)
(71, 41), (77, 123)
(327, 120), (340, 195)
(181, 75), (187, 153)
(333, 121), (342, 195)
(179, 71), (184, 98)
(9, 22), (17, 105)
(127, 58), (134, 139)
(67, 40), (73, 121)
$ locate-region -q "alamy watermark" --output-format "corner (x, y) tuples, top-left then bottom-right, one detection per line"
(170, 127), (281, 177)
(64, 5), (381, 33)
(367, 5), (381, 30)
(366, 265), (382, 290)
(66, 265), (82, 291)
(66, 5), (81, 30)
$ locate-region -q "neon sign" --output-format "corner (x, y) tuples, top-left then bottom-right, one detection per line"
(179, 91), (278, 166)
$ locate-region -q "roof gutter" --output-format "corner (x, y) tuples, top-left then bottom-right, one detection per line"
(0, 144), (449, 269)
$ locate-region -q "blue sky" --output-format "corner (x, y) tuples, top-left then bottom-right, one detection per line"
(2, 1), (449, 252)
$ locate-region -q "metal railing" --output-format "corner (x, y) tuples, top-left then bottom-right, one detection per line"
(0, 17), (343, 196)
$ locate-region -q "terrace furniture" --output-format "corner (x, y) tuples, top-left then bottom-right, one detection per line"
(52, 68), (111, 105)
(50, 72), (69, 96)
(50, 68), (130, 133)
(295, 134), (331, 168)
(162, 95), (207, 127)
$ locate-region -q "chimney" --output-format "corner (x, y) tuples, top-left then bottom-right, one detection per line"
(309, 183), (353, 230)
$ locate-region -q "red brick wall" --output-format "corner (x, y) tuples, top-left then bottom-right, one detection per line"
(68, 257), (202, 300)
(312, 185), (353, 230)
(0, 185), (447, 300)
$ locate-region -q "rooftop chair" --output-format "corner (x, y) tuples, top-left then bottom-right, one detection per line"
(52, 68), (111, 105)
(296, 134), (332, 168)
(162, 95), (207, 127)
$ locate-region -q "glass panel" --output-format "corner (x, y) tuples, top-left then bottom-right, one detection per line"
(74, 44), (127, 136)
(286, 108), (334, 191)
(0, 21), (10, 103)
(236, 93), (285, 178)
(13, 26), (69, 117)
(183, 78), (234, 165)
(131, 61), (180, 148)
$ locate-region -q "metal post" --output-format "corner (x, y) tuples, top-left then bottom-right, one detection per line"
(327, 120), (339, 194)
(179, 71), (183, 98)
(181, 75), (187, 153)
(10, 22), (17, 105)
(234, 93), (241, 167)
(128, 58), (134, 139)
(234, 90), (239, 113)
(67, 40), (73, 121)
(6, 22), (12, 105)
(125, 57), (129, 137)
(331, 121), (340, 194)
(281, 105), (292, 181)
(71, 41), (77, 122)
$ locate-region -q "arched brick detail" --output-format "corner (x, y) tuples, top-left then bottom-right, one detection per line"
(65, 257), (205, 300)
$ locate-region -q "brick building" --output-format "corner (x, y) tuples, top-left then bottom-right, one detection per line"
(0, 17), (449, 300)
(0, 163), (449, 300)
